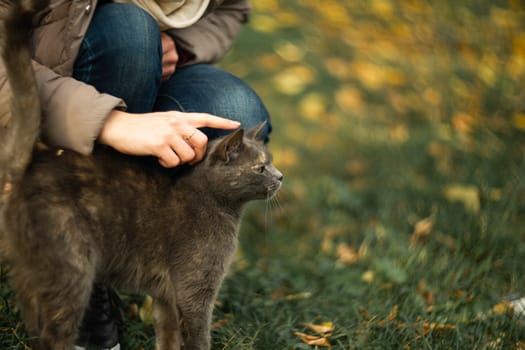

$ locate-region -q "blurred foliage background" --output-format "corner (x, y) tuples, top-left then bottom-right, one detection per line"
(216, 0), (525, 348)
(2, 0), (525, 349)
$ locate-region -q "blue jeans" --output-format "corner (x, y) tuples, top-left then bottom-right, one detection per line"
(72, 2), (271, 141)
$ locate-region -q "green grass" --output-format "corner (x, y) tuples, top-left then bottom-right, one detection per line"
(2, 0), (525, 349)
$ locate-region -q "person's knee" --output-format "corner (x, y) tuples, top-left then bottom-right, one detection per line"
(225, 81), (272, 141)
(155, 65), (273, 140)
(205, 72), (269, 126)
(199, 81), (272, 141)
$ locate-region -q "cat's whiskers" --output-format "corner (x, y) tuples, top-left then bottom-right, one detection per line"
(264, 189), (272, 234)
(264, 187), (273, 233)
(270, 191), (282, 211)
(263, 183), (283, 232)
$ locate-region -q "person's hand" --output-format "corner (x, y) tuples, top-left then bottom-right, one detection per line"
(98, 110), (240, 168)
(160, 32), (178, 81)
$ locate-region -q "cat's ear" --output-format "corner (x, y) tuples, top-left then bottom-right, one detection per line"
(246, 121), (267, 141)
(213, 128), (245, 163)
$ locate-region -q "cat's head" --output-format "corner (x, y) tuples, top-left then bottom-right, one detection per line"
(200, 122), (283, 203)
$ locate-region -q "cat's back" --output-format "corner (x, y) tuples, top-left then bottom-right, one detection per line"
(3, 146), (174, 261)
(22, 146), (166, 200)
(8, 147), (171, 239)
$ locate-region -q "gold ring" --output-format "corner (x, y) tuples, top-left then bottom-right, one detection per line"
(185, 130), (197, 142)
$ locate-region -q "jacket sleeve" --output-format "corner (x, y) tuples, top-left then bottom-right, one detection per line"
(0, 58), (126, 155)
(33, 62), (126, 155)
(166, 0), (250, 65)
(0, 1), (125, 156)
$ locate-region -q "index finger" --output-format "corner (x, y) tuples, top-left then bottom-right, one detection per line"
(182, 113), (241, 130)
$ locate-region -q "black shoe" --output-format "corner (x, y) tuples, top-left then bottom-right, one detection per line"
(75, 284), (120, 350)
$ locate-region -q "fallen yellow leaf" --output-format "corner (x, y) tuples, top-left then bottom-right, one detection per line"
(285, 292), (313, 301)
(443, 184), (480, 214)
(514, 341), (525, 350)
(337, 243), (359, 265)
(304, 322), (334, 335)
(421, 321), (456, 336)
(313, 1), (351, 26)
(513, 113), (525, 131)
(299, 93), (327, 121)
(389, 124), (410, 143)
(294, 331), (331, 347)
(325, 58), (352, 80)
(372, 0), (394, 19)
(416, 281), (435, 308)
(272, 147), (298, 169)
(212, 318), (229, 330)
(387, 305), (399, 321)
(272, 65), (315, 95)
(377, 305), (398, 327)
(274, 41), (305, 62)
(250, 14), (279, 33)
(361, 270), (375, 284)
(423, 88), (442, 106)
(275, 11), (300, 27)
(492, 301), (512, 315)
(139, 295), (153, 324)
(452, 112), (476, 133)
(335, 86), (364, 112)
(409, 216), (434, 247)
(251, 0), (278, 11)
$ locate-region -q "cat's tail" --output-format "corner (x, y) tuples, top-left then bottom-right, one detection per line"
(0, 0), (49, 202)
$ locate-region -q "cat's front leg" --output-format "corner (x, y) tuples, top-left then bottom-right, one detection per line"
(179, 295), (215, 350)
(153, 298), (183, 350)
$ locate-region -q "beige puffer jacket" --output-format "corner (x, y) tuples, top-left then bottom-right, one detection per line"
(0, 0), (249, 154)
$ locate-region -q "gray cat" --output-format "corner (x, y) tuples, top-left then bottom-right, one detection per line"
(0, 1), (283, 349)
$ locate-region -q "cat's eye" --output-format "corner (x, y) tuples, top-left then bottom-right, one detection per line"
(257, 165), (266, 173)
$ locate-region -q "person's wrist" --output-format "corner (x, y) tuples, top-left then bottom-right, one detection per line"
(98, 109), (127, 147)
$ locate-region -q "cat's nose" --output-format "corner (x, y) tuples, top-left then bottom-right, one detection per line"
(269, 165), (283, 182)
(276, 170), (283, 182)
